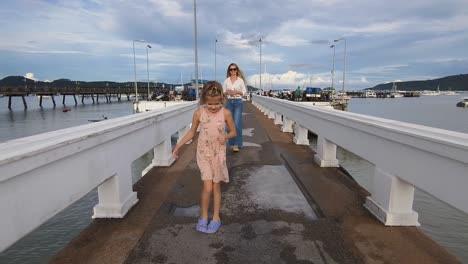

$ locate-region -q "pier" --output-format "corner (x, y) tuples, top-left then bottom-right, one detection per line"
(0, 96), (466, 263)
(0, 87), (145, 109)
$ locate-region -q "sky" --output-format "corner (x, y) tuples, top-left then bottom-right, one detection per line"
(0, 0), (467, 90)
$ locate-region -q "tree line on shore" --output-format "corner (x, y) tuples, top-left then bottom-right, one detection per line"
(1, 73), (467, 91)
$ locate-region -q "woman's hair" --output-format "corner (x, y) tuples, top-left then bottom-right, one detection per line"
(226, 63), (246, 84)
(200, 81), (225, 105)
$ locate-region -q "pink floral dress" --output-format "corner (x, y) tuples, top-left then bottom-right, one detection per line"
(197, 107), (229, 183)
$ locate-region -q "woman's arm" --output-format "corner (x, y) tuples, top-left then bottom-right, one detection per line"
(172, 109), (201, 158)
(235, 78), (247, 96)
(224, 109), (237, 140)
(223, 78), (234, 96)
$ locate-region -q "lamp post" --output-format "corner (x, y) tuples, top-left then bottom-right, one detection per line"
(133, 39), (145, 112)
(330, 44), (336, 90)
(334, 37), (346, 105)
(193, 0), (199, 100)
(215, 39), (218, 82)
(259, 38), (262, 91)
(146, 44), (152, 100)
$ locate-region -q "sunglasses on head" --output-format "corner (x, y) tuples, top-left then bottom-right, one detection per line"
(229, 68), (237, 71)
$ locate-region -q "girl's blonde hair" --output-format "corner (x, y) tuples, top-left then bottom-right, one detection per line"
(200, 81), (225, 105)
(226, 63), (246, 85)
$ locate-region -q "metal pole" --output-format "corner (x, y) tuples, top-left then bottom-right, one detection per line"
(334, 37), (346, 105)
(146, 45), (151, 100)
(194, 0), (199, 100)
(330, 45), (335, 90)
(215, 39), (217, 82)
(133, 41), (138, 105)
(342, 38), (347, 105)
(133, 39), (145, 111)
(259, 38), (262, 91)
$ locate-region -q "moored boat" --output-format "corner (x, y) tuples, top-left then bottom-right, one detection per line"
(456, 97), (468, 107)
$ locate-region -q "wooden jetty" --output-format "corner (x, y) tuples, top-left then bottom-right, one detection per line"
(0, 87), (144, 109)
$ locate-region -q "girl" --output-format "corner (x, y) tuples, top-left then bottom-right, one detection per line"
(172, 81), (236, 234)
(222, 63), (247, 152)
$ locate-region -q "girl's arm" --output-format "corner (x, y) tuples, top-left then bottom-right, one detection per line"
(224, 109), (237, 140)
(172, 109), (201, 159)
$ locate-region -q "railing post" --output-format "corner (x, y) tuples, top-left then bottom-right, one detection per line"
(178, 125), (191, 144)
(268, 109), (275, 119)
(293, 123), (309, 145)
(313, 136), (339, 167)
(364, 167), (420, 226)
(274, 112), (283, 125)
(93, 165), (138, 218)
(152, 138), (175, 167)
(281, 116), (294, 133)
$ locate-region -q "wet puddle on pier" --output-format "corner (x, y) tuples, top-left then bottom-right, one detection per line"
(171, 165), (317, 220)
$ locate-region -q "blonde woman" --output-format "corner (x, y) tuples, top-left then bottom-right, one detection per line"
(222, 63), (247, 152)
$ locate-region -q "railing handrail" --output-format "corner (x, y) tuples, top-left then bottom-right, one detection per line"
(0, 101), (198, 252)
(254, 95), (468, 162)
(253, 95), (468, 217)
(0, 102), (198, 182)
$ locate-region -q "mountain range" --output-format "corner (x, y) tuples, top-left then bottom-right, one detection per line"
(1, 73), (467, 91)
(366, 73), (468, 91)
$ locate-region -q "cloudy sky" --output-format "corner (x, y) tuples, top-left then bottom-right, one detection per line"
(0, 0), (467, 90)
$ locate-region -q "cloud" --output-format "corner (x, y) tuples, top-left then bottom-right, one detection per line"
(24, 73), (36, 80)
(0, 0), (467, 89)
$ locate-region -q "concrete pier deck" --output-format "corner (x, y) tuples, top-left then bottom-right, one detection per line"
(50, 102), (460, 264)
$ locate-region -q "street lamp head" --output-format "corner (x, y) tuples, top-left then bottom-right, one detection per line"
(147, 45), (152, 48)
(330, 45), (335, 48)
(134, 39), (145, 43)
(334, 38), (344, 42)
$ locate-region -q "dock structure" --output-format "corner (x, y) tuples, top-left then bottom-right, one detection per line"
(0, 86), (138, 109)
(0, 98), (466, 263)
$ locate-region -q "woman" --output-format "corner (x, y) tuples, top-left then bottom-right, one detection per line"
(222, 63), (247, 152)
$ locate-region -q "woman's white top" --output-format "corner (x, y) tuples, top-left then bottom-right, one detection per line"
(223, 77), (247, 99)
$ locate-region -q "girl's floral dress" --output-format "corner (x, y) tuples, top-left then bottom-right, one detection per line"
(197, 106), (229, 183)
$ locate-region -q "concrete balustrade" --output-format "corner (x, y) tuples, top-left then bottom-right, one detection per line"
(0, 101), (197, 252)
(281, 116), (294, 133)
(252, 95), (468, 226)
(274, 112), (283, 125)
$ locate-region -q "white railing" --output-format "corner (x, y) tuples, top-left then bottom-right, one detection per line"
(0, 102), (197, 252)
(253, 95), (468, 226)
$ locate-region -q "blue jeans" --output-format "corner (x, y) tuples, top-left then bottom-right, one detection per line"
(226, 99), (243, 147)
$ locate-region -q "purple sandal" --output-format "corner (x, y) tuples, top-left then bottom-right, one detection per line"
(196, 218), (208, 233)
(206, 220), (221, 234)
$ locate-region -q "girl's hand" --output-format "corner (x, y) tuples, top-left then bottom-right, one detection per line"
(218, 135), (226, 145)
(172, 146), (180, 159)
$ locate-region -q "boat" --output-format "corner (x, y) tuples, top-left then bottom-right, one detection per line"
(332, 92), (351, 101)
(364, 90), (376, 98)
(88, 115), (108, 122)
(456, 97), (468, 107)
(390, 82), (403, 98)
(442, 91), (457, 96)
(421, 85), (441, 96)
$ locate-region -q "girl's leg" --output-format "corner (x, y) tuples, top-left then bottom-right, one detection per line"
(200, 180), (213, 220)
(212, 182), (222, 221)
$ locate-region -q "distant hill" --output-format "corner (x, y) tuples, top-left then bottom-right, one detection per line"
(2, 73), (467, 91)
(367, 74), (468, 91)
(0, 76), (175, 89)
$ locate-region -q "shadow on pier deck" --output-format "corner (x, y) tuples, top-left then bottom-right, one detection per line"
(50, 103), (459, 264)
